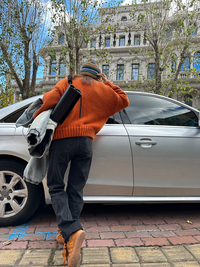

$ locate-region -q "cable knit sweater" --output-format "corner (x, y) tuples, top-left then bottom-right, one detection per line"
(34, 77), (129, 140)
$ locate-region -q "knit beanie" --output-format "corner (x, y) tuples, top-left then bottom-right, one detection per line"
(80, 61), (101, 79)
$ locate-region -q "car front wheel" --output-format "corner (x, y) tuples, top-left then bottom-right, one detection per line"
(0, 159), (44, 227)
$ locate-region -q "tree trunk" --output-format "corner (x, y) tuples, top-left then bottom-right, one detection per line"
(154, 42), (162, 94)
(22, 36), (31, 99)
(76, 47), (80, 74)
(30, 50), (38, 95)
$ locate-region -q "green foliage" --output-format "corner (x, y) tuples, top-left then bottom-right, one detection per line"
(127, 0), (200, 97)
(48, 0), (120, 74)
(0, 0), (49, 99)
(0, 75), (14, 108)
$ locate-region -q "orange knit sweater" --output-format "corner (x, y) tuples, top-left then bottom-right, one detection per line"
(34, 77), (129, 140)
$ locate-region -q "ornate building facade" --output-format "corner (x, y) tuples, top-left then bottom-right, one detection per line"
(13, 3), (200, 108)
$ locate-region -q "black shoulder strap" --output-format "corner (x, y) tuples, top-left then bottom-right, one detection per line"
(68, 74), (72, 84)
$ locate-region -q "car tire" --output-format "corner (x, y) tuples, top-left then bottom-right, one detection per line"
(0, 159), (44, 227)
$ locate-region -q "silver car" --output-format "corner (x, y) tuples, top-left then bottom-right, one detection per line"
(0, 91), (199, 227)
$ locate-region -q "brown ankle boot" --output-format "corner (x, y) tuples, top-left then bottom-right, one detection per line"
(64, 230), (85, 267)
(56, 230), (65, 244)
(62, 243), (68, 266)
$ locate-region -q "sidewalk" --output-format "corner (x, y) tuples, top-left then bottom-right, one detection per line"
(1, 203), (200, 266)
(1, 244), (200, 266)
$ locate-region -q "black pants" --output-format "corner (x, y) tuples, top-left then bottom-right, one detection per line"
(47, 137), (93, 242)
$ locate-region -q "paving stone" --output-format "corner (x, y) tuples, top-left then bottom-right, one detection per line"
(162, 246), (194, 262)
(28, 240), (57, 249)
(186, 244), (200, 261)
(115, 238), (143, 247)
(53, 250), (63, 266)
(157, 224), (181, 231)
(119, 219), (143, 225)
(175, 229), (200, 236)
(85, 232), (100, 239)
(18, 249), (51, 266)
(87, 239), (114, 247)
(172, 262), (200, 267)
(141, 264), (171, 267)
(126, 232), (151, 238)
(0, 249), (23, 265)
(135, 247), (167, 263)
(168, 236), (198, 245)
(112, 264), (141, 267)
(0, 240), (28, 249)
(80, 265), (110, 267)
(97, 220), (120, 226)
(100, 232), (125, 239)
(110, 225), (133, 231)
(135, 225), (159, 232)
(86, 226), (110, 232)
(110, 247), (139, 263)
(82, 247), (110, 264)
(141, 237), (169, 246)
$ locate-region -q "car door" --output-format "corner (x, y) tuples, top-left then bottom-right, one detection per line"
(124, 93), (200, 197)
(83, 113), (133, 197)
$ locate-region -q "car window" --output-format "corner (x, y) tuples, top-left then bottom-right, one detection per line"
(3, 106), (28, 123)
(125, 94), (198, 126)
(3, 105), (123, 125)
(106, 112), (122, 124)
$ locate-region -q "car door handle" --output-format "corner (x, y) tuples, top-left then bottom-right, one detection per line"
(135, 139), (157, 145)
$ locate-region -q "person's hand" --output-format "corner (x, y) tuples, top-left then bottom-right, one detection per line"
(97, 73), (108, 84)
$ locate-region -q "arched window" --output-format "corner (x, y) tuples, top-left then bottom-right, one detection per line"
(50, 60), (57, 75)
(147, 63), (155, 79)
(121, 16), (127, 21)
(59, 34), (65, 44)
(194, 51), (200, 71)
(171, 54), (177, 73)
(181, 54), (190, 72)
(184, 94), (192, 107)
(59, 59), (66, 75)
(91, 39), (96, 48)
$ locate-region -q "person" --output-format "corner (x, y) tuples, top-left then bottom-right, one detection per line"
(33, 61), (129, 267)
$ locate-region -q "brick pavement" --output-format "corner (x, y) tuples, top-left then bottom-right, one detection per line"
(1, 203), (200, 266)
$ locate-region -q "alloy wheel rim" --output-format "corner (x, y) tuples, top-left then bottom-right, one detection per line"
(0, 170), (28, 218)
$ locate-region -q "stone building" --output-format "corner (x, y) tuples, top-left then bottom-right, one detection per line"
(12, 3), (200, 108)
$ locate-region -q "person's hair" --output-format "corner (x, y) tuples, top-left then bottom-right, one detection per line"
(72, 74), (99, 85)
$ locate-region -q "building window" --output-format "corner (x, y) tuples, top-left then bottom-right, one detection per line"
(192, 24), (197, 35)
(117, 64), (124, 80)
(143, 32), (147, 45)
(91, 39), (96, 48)
(59, 34), (65, 44)
(128, 33), (131, 45)
(59, 59), (66, 75)
(50, 60), (57, 75)
(113, 34), (116, 47)
(121, 16), (127, 21)
(105, 37), (110, 47)
(119, 36), (125, 46)
(184, 94), (192, 106)
(102, 65), (109, 79)
(171, 54), (177, 73)
(194, 51), (200, 72)
(181, 55), (190, 72)
(132, 64), (139, 80)
(147, 63), (155, 79)
(134, 35), (140, 46)
(99, 35), (102, 48)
